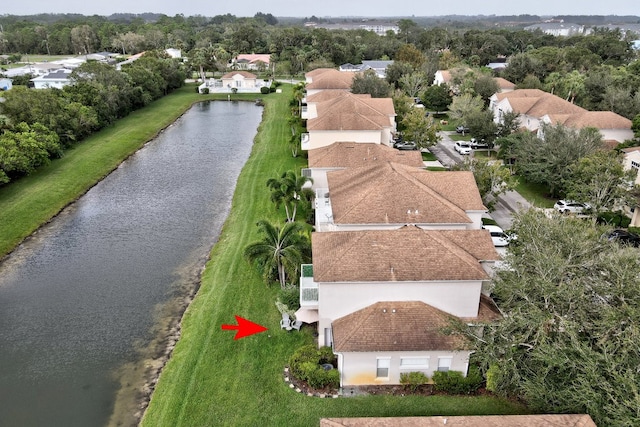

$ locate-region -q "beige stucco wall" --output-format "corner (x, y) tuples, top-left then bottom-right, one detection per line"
(337, 350), (471, 386)
(601, 129), (634, 144)
(317, 280), (483, 347)
(623, 150), (640, 185)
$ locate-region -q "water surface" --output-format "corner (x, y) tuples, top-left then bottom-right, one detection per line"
(0, 101), (262, 426)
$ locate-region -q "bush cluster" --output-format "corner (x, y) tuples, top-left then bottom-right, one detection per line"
(289, 345), (339, 390)
(399, 371), (429, 392)
(432, 367), (483, 395)
(278, 286), (300, 311)
(597, 211), (631, 228)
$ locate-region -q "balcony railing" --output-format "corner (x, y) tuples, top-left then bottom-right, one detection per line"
(301, 133), (310, 151)
(300, 264), (318, 307)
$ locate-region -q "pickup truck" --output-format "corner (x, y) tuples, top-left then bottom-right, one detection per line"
(469, 138), (489, 149)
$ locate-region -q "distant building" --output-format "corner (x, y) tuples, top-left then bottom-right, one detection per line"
(524, 22), (585, 37)
(31, 69), (73, 89)
(339, 60), (394, 78)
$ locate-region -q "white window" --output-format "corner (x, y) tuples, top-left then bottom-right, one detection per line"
(376, 358), (390, 378)
(400, 358), (429, 369)
(437, 357), (453, 372)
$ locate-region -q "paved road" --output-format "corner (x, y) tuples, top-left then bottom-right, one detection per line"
(430, 131), (533, 230)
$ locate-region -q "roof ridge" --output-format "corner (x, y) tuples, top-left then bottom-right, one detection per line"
(390, 163), (472, 217)
(425, 231), (489, 278)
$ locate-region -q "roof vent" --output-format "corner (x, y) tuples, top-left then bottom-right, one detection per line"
(382, 309), (387, 313)
(392, 309), (396, 313)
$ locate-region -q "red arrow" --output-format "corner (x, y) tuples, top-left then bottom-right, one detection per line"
(221, 315), (268, 340)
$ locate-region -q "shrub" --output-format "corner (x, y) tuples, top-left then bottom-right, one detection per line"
(289, 344), (319, 378)
(260, 86), (270, 94)
(400, 371), (429, 392)
(200, 87), (209, 94)
(302, 364), (339, 389)
(485, 364), (500, 392)
(278, 285), (300, 311)
(288, 344), (339, 389)
(432, 367), (483, 395)
(318, 346), (336, 366)
(597, 211), (631, 228)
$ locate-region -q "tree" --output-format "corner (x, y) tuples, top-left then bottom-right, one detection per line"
(496, 110), (520, 138)
(447, 93), (484, 124)
(468, 209), (640, 427)
(351, 69), (392, 98)
(564, 150), (637, 220)
(0, 122), (61, 184)
(515, 124), (603, 197)
(473, 75), (499, 105)
(452, 157), (516, 210)
(399, 108), (440, 149)
(422, 83), (452, 112)
(398, 72), (428, 99)
(266, 170), (314, 222)
(395, 44), (425, 69)
(243, 220), (311, 288)
(466, 109), (499, 145)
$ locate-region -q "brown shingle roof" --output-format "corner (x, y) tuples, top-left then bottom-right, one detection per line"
(497, 88), (584, 117)
(493, 77), (515, 91)
(327, 162), (486, 225)
(306, 68), (356, 90)
(463, 294), (502, 323)
(621, 146), (640, 154)
(308, 93), (395, 131)
(321, 414), (598, 427)
(332, 301), (468, 352)
(547, 111), (631, 130)
(311, 226), (499, 283)
(308, 143), (424, 169)
(306, 90), (353, 103)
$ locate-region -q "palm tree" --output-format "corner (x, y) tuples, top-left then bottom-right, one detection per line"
(243, 220), (311, 288)
(266, 170), (313, 222)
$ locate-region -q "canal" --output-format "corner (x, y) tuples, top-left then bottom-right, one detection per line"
(0, 101), (262, 426)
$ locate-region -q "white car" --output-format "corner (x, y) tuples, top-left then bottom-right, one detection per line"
(554, 200), (591, 214)
(483, 225), (510, 247)
(454, 141), (472, 155)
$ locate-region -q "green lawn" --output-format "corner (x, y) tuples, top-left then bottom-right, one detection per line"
(0, 83), (528, 426)
(514, 178), (556, 208)
(422, 151), (437, 161)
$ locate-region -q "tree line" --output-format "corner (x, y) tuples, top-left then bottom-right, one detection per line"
(0, 52), (186, 184)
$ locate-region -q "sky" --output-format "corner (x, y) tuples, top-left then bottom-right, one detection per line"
(2, 0), (639, 19)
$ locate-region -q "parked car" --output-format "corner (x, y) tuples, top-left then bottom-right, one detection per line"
(469, 138), (489, 149)
(482, 225), (510, 247)
(554, 200), (591, 214)
(456, 125), (470, 134)
(395, 141), (418, 151)
(454, 141), (472, 155)
(603, 229), (640, 247)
